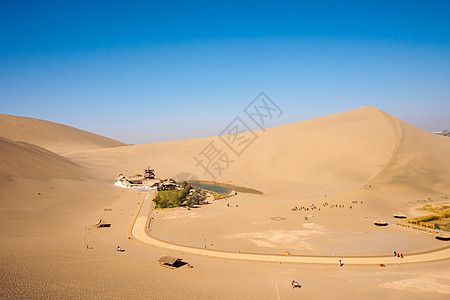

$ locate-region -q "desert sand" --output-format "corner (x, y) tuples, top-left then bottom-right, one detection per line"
(0, 114), (125, 153)
(1, 106), (449, 299)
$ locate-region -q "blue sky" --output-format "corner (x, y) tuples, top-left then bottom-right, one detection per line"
(1, 1), (449, 144)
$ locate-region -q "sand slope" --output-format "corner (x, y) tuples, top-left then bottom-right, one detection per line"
(370, 111), (450, 194)
(0, 136), (83, 182)
(67, 106), (450, 198)
(0, 114), (125, 153)
(0, 136), (91, 213)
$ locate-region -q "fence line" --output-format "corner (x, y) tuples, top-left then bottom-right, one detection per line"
(395, 219), (438, 234)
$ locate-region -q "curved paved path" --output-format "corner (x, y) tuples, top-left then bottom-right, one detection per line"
(129, 193), (450, 265)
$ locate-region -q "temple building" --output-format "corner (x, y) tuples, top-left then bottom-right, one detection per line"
(144, 167), (156, 179)
(114, 168), (178, 191)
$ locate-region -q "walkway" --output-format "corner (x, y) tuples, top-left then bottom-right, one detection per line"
(129, 193), (450, 265)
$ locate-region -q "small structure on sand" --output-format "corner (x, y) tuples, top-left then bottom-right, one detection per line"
(158, 256), (182, 269)
(435, 231), (450, 241)
(271, 217), (287, 221)
(393, 212), (407, 219)
(374, 219), (388, 226)
(94, 219), (111, 228)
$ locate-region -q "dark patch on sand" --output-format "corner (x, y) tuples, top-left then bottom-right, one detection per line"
(187, 180), (263, 195)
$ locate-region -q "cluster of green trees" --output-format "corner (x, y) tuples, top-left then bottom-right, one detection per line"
(153, 189), (183, 208)
(186, 189), (207, 208)
(153, 181), (207, 209)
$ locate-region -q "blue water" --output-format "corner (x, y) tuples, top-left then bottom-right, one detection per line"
(189, 183), (230, 195)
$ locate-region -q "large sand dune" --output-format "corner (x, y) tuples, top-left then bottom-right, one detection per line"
(0, 114), (125, 153)
(67, 106), (450, 198)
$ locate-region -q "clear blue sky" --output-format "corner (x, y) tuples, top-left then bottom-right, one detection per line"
(1, 0), (449, 144)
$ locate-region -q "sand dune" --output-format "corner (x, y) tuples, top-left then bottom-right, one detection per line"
(0, 136), (83, 182)
(370, 112), (450, 194)
(0, 114), (125, 153)
(67, 106), (450, 198)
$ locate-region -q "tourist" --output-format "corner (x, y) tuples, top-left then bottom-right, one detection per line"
(394, 251), (396, 256)
(401, 254), (403, 258)
(117, 246), (121, 252)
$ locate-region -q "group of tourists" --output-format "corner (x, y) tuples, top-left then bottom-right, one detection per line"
(394, 251), (404, 258)
(292, 200), (364, 212)
(328, 203), (345, 208)
(292, 204), (320, 211)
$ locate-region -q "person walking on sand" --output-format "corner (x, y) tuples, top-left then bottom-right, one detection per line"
(401, 253), (403, 258)
(117, 246), (121, 252)
(394, 251), (396, 256)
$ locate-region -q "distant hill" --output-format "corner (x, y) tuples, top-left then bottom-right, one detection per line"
(0, 114), (126, 153)
(66, 106), (450, 198)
